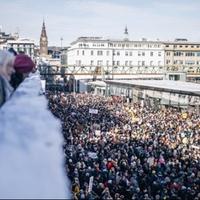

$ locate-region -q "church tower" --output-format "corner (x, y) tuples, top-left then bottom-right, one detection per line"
(124, 25), (129, 41)
(40, 20), (48, 57)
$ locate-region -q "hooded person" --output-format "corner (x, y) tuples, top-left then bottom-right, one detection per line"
(0, 50), (15, 107)
(10, 54), (35, 89)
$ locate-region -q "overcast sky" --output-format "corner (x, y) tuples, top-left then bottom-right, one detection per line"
(1, 0), (200, 46)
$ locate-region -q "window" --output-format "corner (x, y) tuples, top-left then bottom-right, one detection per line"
(150, 61), (153, 66)
(142, 61), (145, 66)
(179, 60), (183, 64)
(129, 61), (132, 66)
(142, 52), (145, 56)
(138, 51), (141, 56)
(125, 51), (128, 56)
(125, 61), (128, 66)
(77, 50), (79, 55)
(174, 51), (183, 56)
(166, 52), (170, 56)
(166, 60), (170, 64)
(109, 43), (113, 47)
(179, 45), (182, 48)
(138, 61), (141, 66)
(106, 51), (109, 56)
(97, 51), (103, 56)
(117, 51), (120, 56)
(191, 45), (194, 48)
(158, 52), (161, 56)
(165, 45), (169, 47)
(150, 52), (153, 56)
(97, 60), (103, 66)
(82, 50), (85, 55)
(197, 52), (200, 56)
(76, 60), (81, 65)
(197, 61), (199, 65)
(185, 45), (188, 48)
(174, 60), (178, 64)
(91, 50), (94, 56)
(117, 61), (120, 66)
(185, 60), (195, 65)
(90, 60), (94, 65)
(129, 52), (133, 56)
(185, 52), (195, 56)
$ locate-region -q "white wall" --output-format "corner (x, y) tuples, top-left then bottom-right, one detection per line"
(67, 39), (165, 67)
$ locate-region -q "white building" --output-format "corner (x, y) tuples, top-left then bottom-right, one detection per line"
(66, 36), (165, 68)
(7, 38), (35, 58)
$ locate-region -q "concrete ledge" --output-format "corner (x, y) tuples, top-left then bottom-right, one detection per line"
(0, 72), (71, 199)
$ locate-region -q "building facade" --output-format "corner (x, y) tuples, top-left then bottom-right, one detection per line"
(67, 37), (165, 68)
(0, 30), (18, 50)
(7, 38), (35, 58)
(40, 21), (48, 57)
(60, 48), (69, 65)
(63, 36), (200, 75)
(164, 39), (200, 73)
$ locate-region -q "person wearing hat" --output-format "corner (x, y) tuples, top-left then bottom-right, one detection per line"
(10, 54), (35, 89)
(0, 50), (15, 107)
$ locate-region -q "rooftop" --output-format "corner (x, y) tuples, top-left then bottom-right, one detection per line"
(105, 80), (200, 96)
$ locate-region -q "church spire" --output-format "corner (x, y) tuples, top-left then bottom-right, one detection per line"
(124, 25), (129, 41)
(41, 20), (47, 38)
(124, 25), (128, 35)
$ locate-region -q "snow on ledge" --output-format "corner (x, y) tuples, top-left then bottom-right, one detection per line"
(0, 72), (71, 199)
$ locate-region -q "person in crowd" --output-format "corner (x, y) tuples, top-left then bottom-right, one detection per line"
(10, 54), (35, 89)
(0, 50), (15, 107)
(8, 47), (17, 56)
(47, 92), (200, 200)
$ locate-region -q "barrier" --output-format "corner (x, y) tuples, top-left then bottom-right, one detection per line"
(0, 72), (71, 199)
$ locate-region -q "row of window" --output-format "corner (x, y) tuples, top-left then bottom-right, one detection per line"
(166, 60), (200, 65)
(75, 60), (162, 66)
(79, 43), (200, 49)
(165, 45), (200, 48)
(109, 43), (161, 48)
(78, 43), (162, 48)
(10, 44), (34, 48)
(77, 50), (162, 56)
(166, 51), (200, 56)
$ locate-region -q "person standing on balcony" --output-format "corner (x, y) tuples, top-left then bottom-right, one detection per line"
(0, 50), (15, 107)
(10, 54), (35, 89)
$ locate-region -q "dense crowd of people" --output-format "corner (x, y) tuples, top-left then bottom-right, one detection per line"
(47, 92), (200, 200)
